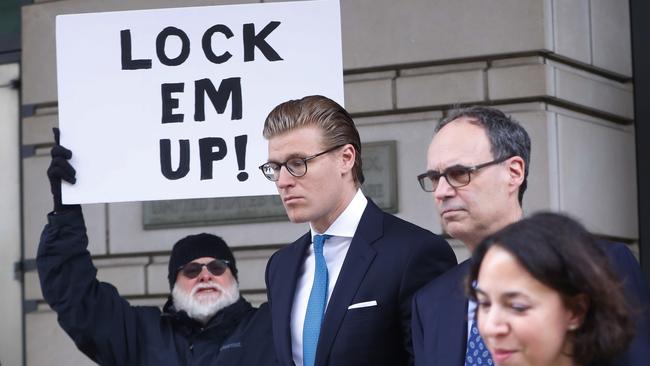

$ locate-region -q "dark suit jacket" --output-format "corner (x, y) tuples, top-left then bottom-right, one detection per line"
(265, 200), (457, 366)
(412, 242), (650, 366)
(412, 260), (471, 366)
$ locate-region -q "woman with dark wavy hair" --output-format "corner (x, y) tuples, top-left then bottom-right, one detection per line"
(466, 212), (634, 366)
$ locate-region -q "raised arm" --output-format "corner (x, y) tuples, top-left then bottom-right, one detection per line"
(37, 128), (148, 365)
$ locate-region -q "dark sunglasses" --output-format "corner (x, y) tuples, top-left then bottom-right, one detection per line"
(178, 259), (231, 279)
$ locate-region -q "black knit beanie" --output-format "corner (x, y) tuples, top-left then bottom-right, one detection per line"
(167, 233), (237, 289)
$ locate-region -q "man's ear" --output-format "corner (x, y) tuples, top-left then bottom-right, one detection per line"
(507, 156), (525, 193)
(339, 144), (356, 173)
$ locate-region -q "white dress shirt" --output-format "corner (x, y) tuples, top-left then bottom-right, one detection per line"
(467, 299), (477, 340)
(290, 189), (368, 366)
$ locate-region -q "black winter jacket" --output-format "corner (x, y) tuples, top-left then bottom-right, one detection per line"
(37, 208), (276, 365)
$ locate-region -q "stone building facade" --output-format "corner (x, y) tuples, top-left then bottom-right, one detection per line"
(0, 0), (640, 364)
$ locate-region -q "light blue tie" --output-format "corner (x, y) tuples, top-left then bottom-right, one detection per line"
(465, 320), (493, 365)
(303, 234), (331, 366)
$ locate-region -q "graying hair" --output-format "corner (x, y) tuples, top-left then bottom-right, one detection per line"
(437, 106), (531, 205)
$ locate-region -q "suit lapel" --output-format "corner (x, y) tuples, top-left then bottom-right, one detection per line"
(272, 233), (311, 365)
(314, 201), (382, 366)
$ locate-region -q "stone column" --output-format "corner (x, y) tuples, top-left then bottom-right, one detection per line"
(0, 62), (22, 366)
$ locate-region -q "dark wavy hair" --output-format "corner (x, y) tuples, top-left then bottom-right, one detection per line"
(437, 106), (530, 205)
(263, 95), (364, 186)
(466, 212), (634, 365)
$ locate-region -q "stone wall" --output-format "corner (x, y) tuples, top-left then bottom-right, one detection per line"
(0, 62), (22, 366)
(19, 0), (636, 364)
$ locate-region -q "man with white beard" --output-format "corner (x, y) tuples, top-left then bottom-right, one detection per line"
(168, 233), (243, 324)
(36, 129), (276, 366)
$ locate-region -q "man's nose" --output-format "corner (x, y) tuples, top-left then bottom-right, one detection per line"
(197, 266), (212, 281)
(276, 166), (295, 188)
(433, 176), (456, 200)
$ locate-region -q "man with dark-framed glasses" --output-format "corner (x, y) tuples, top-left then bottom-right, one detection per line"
(416, 156), (512, 193)
(259, 144), (345, 182)
(260, 95), (456, 366)
(411, 106), (650, 366)
(37, 130), (275, 365)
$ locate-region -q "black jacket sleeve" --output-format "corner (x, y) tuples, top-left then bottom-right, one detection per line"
(36, 208), (149, 365)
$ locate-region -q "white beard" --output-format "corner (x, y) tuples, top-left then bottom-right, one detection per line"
(171, 280), (240, 324)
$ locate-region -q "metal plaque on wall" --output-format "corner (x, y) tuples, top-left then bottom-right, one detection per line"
(143, 141), (398, 229)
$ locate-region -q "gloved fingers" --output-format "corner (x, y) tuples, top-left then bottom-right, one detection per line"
(51, 127), (73, 159)
(47, 158), (77, 184)
(53, 127), (60, 145)
(51, 144), (72, 159)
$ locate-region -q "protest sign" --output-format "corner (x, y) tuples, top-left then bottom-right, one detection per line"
(56, 0), (343, 204)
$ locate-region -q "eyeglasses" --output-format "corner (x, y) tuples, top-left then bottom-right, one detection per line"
(417, 156), (511, 192)
(258, 144), (345, 181)
(178, 259), (231, 279)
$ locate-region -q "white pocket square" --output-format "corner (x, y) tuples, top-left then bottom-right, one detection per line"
(347, 300), (378, 310)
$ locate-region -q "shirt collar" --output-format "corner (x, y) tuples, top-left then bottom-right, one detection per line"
(310, 189), (368, 240)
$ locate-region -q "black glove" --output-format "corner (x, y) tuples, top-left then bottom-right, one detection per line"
(47, 128), (80, 212)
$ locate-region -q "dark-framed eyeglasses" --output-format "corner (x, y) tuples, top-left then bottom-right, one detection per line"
(258, 144), (346, 181)
(417, 156), (512, 192)
(178, 259), (231, 279)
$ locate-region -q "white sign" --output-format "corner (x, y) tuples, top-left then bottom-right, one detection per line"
(56, 0), (343, 204)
